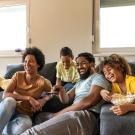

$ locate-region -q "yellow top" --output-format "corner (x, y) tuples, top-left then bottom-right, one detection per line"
(112, 75), (135, 94)
(56, 61), (80, 83)
(0, 76), (10, 90)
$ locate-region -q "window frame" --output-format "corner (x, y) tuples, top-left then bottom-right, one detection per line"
(0, 0), (28, 56)
(92, 0), (135, 54)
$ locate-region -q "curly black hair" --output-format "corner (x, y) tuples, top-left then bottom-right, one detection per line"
(76, 52), (95, 63)
(60, 47), (73, 58)
(22, 47), (45, 71)
(98, 54), (131, 75)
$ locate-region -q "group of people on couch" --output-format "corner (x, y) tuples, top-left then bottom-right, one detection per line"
(0, 46), (135, 135)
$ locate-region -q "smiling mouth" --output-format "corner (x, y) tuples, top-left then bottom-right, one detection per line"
(79, 69), (85, 74)
(108, 75), (115, 81)
(26, 68), (31, 71)
(26, 67), (33, 72)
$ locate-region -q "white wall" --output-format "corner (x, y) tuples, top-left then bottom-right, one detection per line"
(0, 0), (93, 76)
(28, 0), (93, 63)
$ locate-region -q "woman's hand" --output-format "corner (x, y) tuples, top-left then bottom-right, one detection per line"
(110, 104), (129, 116)
(100, 89), (112, 102)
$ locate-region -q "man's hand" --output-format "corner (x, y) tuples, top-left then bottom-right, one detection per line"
(51, 85), (70, 103)
(51, 85), (64, 94)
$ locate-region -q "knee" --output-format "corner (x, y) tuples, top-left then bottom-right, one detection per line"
(62, 111), (80, 119)
(67, 111), (79, 117)
(20, 116), (32, 129)
(3, 97), (16, 109)
(14, 116), (32, 134)
(20, 118), (32, 134)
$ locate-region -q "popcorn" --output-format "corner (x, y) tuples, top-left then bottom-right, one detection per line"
(111, 94), (135, 105)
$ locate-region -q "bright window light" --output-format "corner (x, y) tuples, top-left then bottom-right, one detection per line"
(0, 5), (26, 51)
(100, 6), (135, 48)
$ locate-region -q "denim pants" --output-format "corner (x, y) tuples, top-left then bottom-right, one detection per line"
(61, 81), (75, 92)
(21, 110), (97, 135)
(0, 97), (32, 135)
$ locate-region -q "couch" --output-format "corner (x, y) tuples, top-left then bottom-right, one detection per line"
(0, 61), (135, 135)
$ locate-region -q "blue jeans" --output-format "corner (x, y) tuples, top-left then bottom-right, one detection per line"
(61, 82), (75, 92)
(0, 97), (32, 135)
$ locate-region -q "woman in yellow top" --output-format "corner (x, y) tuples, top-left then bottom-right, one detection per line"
(0, 47), (52, 135)
(100, 54), (135, 116)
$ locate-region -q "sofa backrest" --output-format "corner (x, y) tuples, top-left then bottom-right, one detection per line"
(4, 61), (135, 86)
(4, 62), (57, 86)
(128, 62), (135, 76)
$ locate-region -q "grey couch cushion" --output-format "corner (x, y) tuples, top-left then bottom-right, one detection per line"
(100, 104), (135, 135)
(4, 64), (24, 79)
(39, 62), (57, 85)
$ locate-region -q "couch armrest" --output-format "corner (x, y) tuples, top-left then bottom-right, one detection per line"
(100, 104), (135, 135)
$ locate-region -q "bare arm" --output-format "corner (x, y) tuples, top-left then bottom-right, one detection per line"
(52, 85), (75, 104)
(100, 89), (112, 102)
(55, 85), (102, 116)
(3, 81), (30, 101)
(56, 78), (62, 86)
(110, 103), (135, 116)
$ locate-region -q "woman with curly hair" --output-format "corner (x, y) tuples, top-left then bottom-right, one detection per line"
(99, 54), (135, 135)
(100, 54), (135, 114)
(0, 47), (52, 135)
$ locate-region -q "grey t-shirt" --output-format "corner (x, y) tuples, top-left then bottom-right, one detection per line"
(73, 73), (111, 113)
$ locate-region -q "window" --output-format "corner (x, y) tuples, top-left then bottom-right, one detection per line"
(0, 0), (26, 54)
(100, 6), (135, 48)
(93, 0), (135, 53)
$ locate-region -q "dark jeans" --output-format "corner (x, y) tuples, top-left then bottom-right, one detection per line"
(61, 81), (75, 91)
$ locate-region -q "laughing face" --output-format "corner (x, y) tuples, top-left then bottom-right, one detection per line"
(24, 54), (39, 75)
(61, 55), (73, 69)
(103, 64), (123, 83)
(76, 56), (94, 79)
